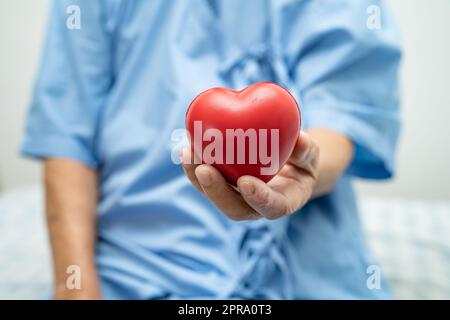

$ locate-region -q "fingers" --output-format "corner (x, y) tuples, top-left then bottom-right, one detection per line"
(180, 148), (203, 192)
(270, 165), (315, 210)
(181, 131), (319, 222)
(289, 131), (320, 178)
(237, 175), (296, 220)
(237, 132), (321, 219)
(194, 165), (261, 221)
(289, 131), (311, 164)
(181, 147), (260, 221)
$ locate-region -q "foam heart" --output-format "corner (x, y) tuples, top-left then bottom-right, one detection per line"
(186, 82), (300, 185)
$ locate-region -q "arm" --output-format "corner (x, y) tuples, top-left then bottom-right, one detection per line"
(44, 158), (101, 299)
(21, 1), (114, 298)
(308, 128), (353, 199)
(182, 0), (402, 220)
(181, 128), (353, 221)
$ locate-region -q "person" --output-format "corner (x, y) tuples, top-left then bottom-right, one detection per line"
(22, 0), (402, 299)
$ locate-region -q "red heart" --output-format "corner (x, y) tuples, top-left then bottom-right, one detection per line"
(186, 82), (301, 185)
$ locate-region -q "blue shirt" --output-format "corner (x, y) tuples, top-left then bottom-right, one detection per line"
(22, 0), (401, 299)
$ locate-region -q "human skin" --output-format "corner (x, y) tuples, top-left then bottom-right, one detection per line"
(44, 128), (352, 299)
(181, 128), (354, 220)
(44, 159), (102, 299)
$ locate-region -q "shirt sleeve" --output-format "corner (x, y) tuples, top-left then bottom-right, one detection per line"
(21, 0), (114, 168)
(273, 0), (402, 179)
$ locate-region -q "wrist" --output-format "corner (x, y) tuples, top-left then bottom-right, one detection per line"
(53, 264), (101, 299)
(54, 279), (102, 300)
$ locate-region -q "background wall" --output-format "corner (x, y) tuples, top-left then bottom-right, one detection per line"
(0, 0), (49, 191)
(1, 0), (449, 199)
(356, 0), (450, 200)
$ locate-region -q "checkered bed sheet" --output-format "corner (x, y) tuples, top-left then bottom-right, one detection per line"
(359, 196), (450, 299)
(0, 186), (449, 299)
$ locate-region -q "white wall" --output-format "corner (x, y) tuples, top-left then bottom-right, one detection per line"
(0, 0), (449, 199)
(0, 0), (49, 191)
(355, 0), (450, 200)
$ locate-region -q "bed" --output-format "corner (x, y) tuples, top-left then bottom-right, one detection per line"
(0, 185), (449, 299)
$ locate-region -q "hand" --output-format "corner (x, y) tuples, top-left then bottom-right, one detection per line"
(181, 131), (320, 221)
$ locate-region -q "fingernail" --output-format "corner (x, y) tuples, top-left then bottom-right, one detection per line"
(240, 180), (255, 196)
(196, 168), (212, 187)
